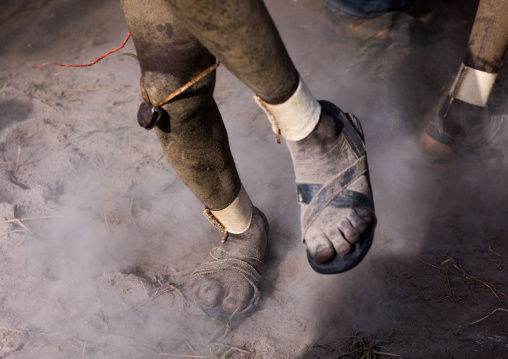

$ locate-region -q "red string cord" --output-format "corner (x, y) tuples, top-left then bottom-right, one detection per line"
(35, 31), (131, 69)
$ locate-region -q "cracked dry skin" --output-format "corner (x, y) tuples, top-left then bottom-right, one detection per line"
(287, 107), (374, 263)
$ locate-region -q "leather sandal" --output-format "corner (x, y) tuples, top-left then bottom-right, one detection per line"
(299, 101), (377, 274)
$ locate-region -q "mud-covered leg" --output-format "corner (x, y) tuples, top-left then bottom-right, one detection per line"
(164, 0), (299, 105)
(164, 0), (376, 273)
(421, 0), (508, 157)
(120, 0), (268, 317)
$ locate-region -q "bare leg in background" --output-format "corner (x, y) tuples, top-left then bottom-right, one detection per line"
(421, 0), (508, 157)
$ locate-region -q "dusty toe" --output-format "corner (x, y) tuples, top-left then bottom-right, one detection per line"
(188, 207), (268, 319)
(222, 284), (253, 314)
(305, 226), (336, 262)
(287, 102), (376, 273)
(347, 210), (369, 233)
(324, 224), (352, 254)
(190, 277), (222, 309)
(337, 217), (361, 244)
(356, 207), (374, 224)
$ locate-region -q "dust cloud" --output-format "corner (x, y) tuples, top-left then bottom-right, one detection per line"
(2, 0), (508, 358)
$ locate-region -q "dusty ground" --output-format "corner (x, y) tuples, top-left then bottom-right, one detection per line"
(1, 0), (508, 358)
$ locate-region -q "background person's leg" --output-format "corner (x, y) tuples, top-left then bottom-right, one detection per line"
(325, 0), (407, 19)
(466, 0), (508, 73)
(421, 0), (508, 157)
(323, 0), (440, 46)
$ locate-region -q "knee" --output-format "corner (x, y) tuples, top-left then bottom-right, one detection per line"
(140, 65), (216, 130)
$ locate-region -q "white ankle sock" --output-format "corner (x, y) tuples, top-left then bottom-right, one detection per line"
(254, 78), (321, 142)
(209, 186), (253, 234)
(450, 63), (497, 107)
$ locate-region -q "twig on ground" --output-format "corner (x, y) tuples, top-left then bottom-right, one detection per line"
(104, 213), (110, 234)
(2, 327), (24, 333)
(421, 257), (508, 301)
(1, 219), (32, 234)
(81, 339), (87, 359)
(140, 281), (150, 299)
(469, 308), (508, 326)
(171, 284), (189, 310)
(1, 216), (77, 237)
(1, 327), (61, 336)
(185, 339), (198, 355)
(206, 327), (223, 345)
(134, 345), (215, 358)
(337, 349), (406, 358)
(210, 342), (252, 355)
(488, 243), (502, 258)
(444, 258), (508, 300)
(1, 216), (62, 224)
(15, 145), (20, 169)
(62, 86), (117, 94)
(131, 282), (187, 312)
(338, 334), (405, 359)
(420, 258), (463, 302)
(337, 349), (357, 358)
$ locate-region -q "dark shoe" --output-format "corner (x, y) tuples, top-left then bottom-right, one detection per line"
(421, 96), (508, 159)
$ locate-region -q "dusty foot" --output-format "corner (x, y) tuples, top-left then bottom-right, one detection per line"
(286, 105), (374, 264)
(188, 207), (268, 317)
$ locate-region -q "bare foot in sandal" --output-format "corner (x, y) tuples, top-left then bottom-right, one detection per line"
(287, 101), (376, 274)
(188, 207), (268, 320)
(255, 79), (376, 274)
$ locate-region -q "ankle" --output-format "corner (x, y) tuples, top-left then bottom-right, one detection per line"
(286, 109), (347, 183)
(224, 207), (268, 258)
(254, 78), (321, 142)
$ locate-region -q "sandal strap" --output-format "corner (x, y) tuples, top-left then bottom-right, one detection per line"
(190, 247), (262, 296)
(298, 185), (373, 211)
(301, 155), (370, 239)
(298, 102), (374, 240)
(334, 110), (366, 158)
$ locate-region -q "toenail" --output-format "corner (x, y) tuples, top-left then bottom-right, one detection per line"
(225, 298), (238, 307)
(356, 222), (368, 232)
(224, 299), (243, 313)
(335, 241), (351, 254)
(346, 231), (360, 243)
(313, 246), (334, 262)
